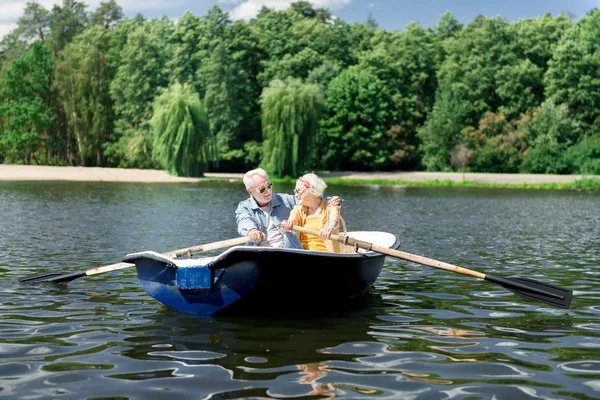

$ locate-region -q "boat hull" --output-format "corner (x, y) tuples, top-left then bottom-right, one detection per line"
(124, 231), (398, 316)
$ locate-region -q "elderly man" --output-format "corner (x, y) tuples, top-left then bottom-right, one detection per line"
(235, 168), (341, 248)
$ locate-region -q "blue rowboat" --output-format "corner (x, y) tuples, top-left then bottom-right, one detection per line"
(122, 231), (399, 316)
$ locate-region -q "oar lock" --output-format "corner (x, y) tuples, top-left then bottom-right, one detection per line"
(339, 234), (373, 252)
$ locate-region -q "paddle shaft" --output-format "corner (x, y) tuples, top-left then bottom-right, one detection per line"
(293, 225), (483, 280)
(292, 225), (572, 306)
(84, 236), (251, 276)
(19, 236), (251, 284)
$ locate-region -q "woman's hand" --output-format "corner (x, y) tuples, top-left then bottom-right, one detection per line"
(281, 220), (292, 232)
(320, 224), (335, 240)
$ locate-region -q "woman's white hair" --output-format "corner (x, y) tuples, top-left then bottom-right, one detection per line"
(300, 173), (327, 197)
(243, 168), (268, 189)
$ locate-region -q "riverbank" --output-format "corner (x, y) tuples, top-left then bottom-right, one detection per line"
(1, 164), (599, 189)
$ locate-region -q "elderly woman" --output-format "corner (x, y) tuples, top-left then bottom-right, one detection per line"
(281, 173), (342, 252)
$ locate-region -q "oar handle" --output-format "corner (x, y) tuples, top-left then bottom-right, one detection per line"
(292, 225), (486, 280)
(86, 261), (132, 276)
(166, 236), (250, 258)
(85, 236), (251, 276)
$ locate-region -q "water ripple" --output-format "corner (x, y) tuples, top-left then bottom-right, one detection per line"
(1, 183), (599, 399)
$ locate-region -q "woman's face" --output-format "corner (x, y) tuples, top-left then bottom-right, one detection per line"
(294, 182), (309, 202)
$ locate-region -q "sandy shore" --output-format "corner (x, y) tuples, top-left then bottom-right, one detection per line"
(0, 164), (595, 184)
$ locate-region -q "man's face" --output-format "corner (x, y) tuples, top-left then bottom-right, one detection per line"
(248, 175), (273, 206)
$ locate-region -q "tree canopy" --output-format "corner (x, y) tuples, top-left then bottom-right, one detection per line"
(1, 1), (598, 175)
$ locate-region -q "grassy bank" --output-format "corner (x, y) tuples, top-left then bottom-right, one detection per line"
(262, 177), (600, 191)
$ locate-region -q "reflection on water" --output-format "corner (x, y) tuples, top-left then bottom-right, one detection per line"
(0, 181), (599, 399)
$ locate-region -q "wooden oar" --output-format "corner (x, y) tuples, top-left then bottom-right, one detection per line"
(292, 226), (572, 309)
(19, 236), (250, 284)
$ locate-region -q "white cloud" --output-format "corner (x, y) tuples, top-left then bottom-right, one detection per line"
(229, 0), (352, 21)
(116, 0), (191, 12)
(0, 1), (55, 22)
(0, 0), (354, 41)
(0, 22), (18, 41)
(0, 0), (192, 40)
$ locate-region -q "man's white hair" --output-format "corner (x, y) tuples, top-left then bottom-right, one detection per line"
(243, 168), (269, 189)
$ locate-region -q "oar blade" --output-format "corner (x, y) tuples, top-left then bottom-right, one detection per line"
(19, 272), (66, 284)
(485, 275), (572, 309)
(19, 271), (86, 284)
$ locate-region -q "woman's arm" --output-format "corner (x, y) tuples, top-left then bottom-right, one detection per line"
(320, 205), (340, 240)
(281, 206), (302, 231)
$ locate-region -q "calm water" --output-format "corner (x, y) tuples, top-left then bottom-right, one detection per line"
(1, 181), (599, 399)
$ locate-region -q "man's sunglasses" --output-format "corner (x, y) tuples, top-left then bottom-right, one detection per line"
(258, 183), (273, 194)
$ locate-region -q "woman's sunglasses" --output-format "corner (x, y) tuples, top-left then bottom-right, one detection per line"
(294, 188), (305, 194)
(258, 183), (273, 194)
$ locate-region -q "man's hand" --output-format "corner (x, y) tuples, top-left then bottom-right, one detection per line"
(327, 196), (342, 207)
(248, 228), (264, 244)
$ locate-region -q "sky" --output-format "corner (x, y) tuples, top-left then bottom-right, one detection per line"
(1, 0), (598, 41)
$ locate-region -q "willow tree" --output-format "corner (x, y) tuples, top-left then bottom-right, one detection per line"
(151, 83), (216, 177)
(260, 78), (325, 177)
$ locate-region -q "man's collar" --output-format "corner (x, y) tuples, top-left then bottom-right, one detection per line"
(249, 193), (281, 209)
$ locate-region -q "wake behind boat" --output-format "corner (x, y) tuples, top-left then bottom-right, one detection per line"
(123, 231), (399, 316)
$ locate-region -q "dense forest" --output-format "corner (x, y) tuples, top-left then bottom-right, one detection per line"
(1, 0), (600, 177)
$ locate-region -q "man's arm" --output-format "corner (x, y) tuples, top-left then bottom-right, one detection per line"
(327, 196), (342, 208)
(235, 202), (264, 243)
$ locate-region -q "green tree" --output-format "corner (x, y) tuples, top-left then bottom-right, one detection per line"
(251, 5), (302, 85)
(293, 11), (354, 67)
(253, 2), (353, 85)
(151, 83), (215, 177)
(418, 83), (469, 171)
(194, 6), (231, 95)
(182, 7), (262, 171)
(0, 42), (52, 164)
(107, 20), (172, 168)
(167, 11), (204, 92)
(203, 42), (245, 168)
(260, 79), (325, 177)
(18, 1), (51, 42)
(48, 0), (89, 55)
(53, 26), (113, 166)
(433, 11), (463, 41)
(461, 112), (527, 173)
(520, 100), (576, 173)
(320, 66), (392, 170)
(495, 59), (544, 120)
(358, 24), (441, 168)
(496, 14), (571, 119)
(290, 1), (331, 22)
(511, 13), (572, 71)
(306, 60), (343, 91)
(544, 8), (600, 136)
(227, 20), (263, 150)
(89, 0), (123, 28)
(348, 19), (377, 60)
(0, 2), (48, 66)
(0, 31), (28, 68)
(436, 16), (518, 126)
(563, 136), (600, 174)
